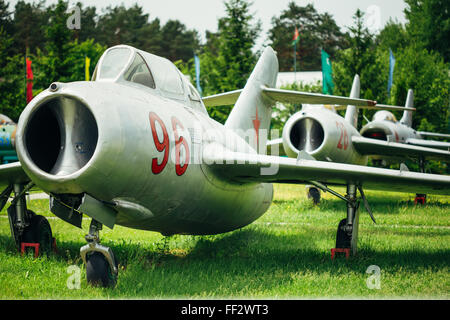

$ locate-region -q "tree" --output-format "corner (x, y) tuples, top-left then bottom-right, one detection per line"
(96, 4), (150, 48)
(390, 46), (449, 132)
(375, 19), (408, 52)
(181, 0), (261, 124)
(0, 27), (27, 121)
(268, 2), (346, 71)
(332, 9), (385, 128)
(160, 20), (201, 62)
(404, 0), (450, 63)
(11, 0), (48, 55)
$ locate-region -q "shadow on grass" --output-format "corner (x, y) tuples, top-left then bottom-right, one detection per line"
(1, 225), (449, 296)
(305, 198), (449, 215)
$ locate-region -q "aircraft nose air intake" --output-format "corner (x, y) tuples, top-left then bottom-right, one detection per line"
(22, 96), (98, 176)
(290, 117), (324, 153)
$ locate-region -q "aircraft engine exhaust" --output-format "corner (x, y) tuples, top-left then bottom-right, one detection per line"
(282, 115), (324, 158)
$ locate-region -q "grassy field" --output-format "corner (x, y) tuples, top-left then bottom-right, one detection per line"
(0, 185), (449, 299)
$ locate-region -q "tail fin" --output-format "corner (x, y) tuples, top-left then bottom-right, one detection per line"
(225, 47), (279, 153)
(400, 89), (414, 127)
(344, 74), (360, 128)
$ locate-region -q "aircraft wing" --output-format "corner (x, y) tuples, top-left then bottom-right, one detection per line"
(352, 136), (450, 162)
(0, 162), (30, 189)
(417, 131), (450, 139)
(202, 87), (377, 107)
(406, 138), (450, 151)
(203, 145), (450, 195)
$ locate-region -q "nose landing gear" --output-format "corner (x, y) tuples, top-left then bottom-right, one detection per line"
(80, 219), (118, 288)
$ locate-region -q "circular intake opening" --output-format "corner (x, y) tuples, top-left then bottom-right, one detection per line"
(24, 96), (98, 176)
(289, 117), (324, 153)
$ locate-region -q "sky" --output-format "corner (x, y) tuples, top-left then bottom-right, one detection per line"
(10, 0), (408, 49)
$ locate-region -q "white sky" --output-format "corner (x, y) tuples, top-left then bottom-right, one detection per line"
(10, 0), (408, 50)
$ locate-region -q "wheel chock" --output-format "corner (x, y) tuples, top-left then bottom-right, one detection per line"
(331, 248), (350, 260)
(20, 237), (57, 257)
(21, 242), (40, 257)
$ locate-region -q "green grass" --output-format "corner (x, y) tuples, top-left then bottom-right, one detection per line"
(0, 185), (449, 299)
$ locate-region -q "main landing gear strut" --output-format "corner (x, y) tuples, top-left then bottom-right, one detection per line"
(415, 157), (427, 205)
(3, 183), (54, 256)
(307, 181), (376, 257)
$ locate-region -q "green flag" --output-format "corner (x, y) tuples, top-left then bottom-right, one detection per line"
(321, 50), (334, 95)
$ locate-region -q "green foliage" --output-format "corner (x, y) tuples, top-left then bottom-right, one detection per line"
(333, 7), (450, 134)
(268, 2), (346, 71)
(404, 0), (450, 63)
(390, 45), (450, 132)
(1, 189), (449, 298)
(181, 0), (261, 124)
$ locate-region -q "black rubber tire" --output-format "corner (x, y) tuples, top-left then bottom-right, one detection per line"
(308, 187), (321, 205)
(21, 214), (53, 255)
(86, 252), (117, 288)
(335, 218), (351, 249)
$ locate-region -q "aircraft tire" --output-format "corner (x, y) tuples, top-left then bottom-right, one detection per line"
(86, 252), (117, 288)
(335, 218), (351, 249)
(308, 187), (321, 205)
(22, 214), (53, 255)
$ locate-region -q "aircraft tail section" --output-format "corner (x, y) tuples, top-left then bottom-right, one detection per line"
(344, 75), (361, 128)
(225, 47), (279, 153)
(400, 89), (414, 127)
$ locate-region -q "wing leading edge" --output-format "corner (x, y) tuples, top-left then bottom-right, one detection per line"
(352, 136), (450, 162)
(0, 162), (30, 189)
(203, 144), (450, 196)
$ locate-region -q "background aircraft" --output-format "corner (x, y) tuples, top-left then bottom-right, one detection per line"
(0, 114), (18, 164)
(1, 45), (449, 288)
(359, 89), (450, 165)
(205, 75), (450, 204)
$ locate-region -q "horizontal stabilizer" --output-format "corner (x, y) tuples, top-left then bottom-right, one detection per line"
(202, 89), (243, 107)
(334, 104), (415, 111)
(261, 87), (376, 107)
(202, 87), (377, 107)
(352, 136), (450, 161)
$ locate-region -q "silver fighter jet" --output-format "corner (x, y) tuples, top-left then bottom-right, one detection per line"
(1, 45), (449, 287)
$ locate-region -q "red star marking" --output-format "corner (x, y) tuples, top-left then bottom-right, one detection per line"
(252, 106), (261, 146)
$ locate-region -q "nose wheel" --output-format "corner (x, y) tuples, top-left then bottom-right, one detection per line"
(86, 252), (117, 288)
(80, 219), (118, 288)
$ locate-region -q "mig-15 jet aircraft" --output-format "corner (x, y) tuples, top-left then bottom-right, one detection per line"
(205, 75), (450, 204)
(1, 45), (449, 287)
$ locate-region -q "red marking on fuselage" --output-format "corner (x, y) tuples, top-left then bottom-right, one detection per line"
(252, 106), (261, 146)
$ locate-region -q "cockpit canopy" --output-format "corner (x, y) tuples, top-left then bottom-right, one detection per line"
(92, 45), (206, 114)
(372, 110), (397, 123)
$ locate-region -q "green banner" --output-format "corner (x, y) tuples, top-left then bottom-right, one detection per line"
(321, 50), (334, 95)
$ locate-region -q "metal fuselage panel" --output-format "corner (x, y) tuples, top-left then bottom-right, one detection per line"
(16, 82), (273, 236)
(282, 107), (368, 165)
(360, 120), (419, 161)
